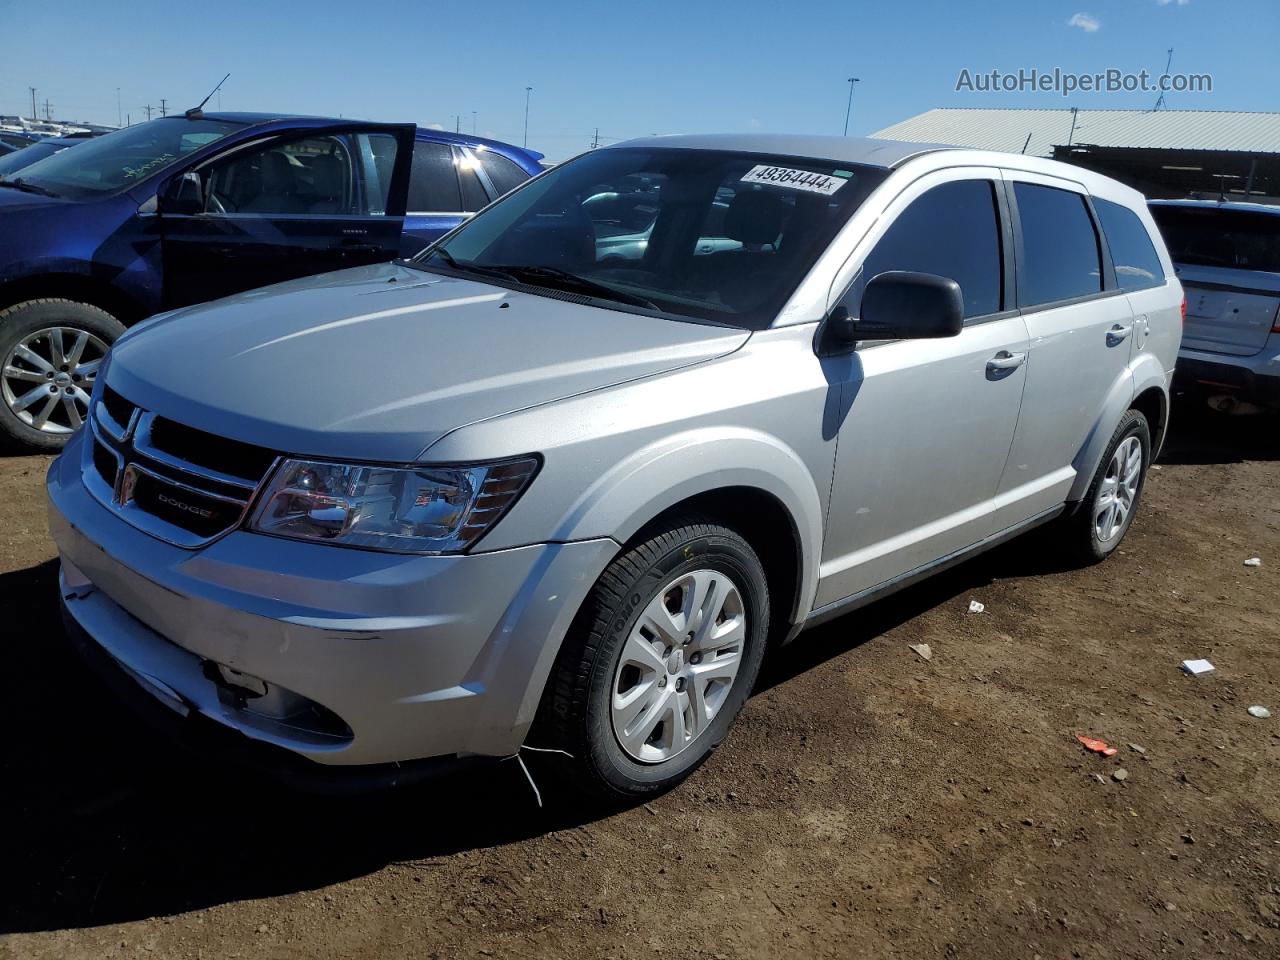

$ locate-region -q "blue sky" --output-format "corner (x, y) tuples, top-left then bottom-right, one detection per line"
(4, 0), (1276, 160)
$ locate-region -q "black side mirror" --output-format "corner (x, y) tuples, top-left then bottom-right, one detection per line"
(856, 271), (964, 340)
(158, 171), (204, 215)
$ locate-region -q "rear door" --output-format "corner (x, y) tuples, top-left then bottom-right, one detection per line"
(1149, 204), (1280, 357)
(992, 171), (1135, 527)
(159, 123), (414, 308)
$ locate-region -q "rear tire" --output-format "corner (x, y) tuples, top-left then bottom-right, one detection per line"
(1058, 409), (1151, 565)
(0, 299), (124, 452)
(534, 519), (769, 801)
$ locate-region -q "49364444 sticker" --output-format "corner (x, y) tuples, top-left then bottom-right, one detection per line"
(739, 165), (847, 196)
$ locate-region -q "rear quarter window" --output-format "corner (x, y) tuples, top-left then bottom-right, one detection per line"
(1094, 197), (1166, 292)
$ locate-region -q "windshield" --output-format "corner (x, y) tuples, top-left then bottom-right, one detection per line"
(1, 117), (241, 199)
(414, 147), (885, 328)
(0, 140), (69, 177)
(1151, 205), (1280, 273)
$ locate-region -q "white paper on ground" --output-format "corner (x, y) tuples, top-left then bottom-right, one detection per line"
(1181, 659), (1215, 675)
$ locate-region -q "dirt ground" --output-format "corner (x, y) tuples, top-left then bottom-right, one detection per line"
(1, 402), (1277, 960)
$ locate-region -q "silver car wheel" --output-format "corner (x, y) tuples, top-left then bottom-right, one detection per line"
(1, 325), (107, 435)
(1094, 435), (1143, 543)
(610, 568), (746, 764)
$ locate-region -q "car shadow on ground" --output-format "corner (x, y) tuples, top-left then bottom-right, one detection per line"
(1, 404), (1268, 933)
(1159, 397), (1280, 465)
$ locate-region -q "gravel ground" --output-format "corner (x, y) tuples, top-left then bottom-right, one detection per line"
(1, 403), (1277, 960)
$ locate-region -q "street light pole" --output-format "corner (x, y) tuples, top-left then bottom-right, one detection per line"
(523, 86), (532, 148)
(843, 77), (861, 137)
(116, 87), (122, 127)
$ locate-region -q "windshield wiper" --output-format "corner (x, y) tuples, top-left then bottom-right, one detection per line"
(0, 178), (58, 198)
(489, 265), (662, 311)
(416, 247), (521, 284)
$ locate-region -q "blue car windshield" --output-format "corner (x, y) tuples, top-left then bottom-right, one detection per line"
(2, 117), (240, 199)
(415, 147), (885, 329)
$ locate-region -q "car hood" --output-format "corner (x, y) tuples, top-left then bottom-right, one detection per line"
(107, 262), (750, 462)
(0, 185), (64, 212)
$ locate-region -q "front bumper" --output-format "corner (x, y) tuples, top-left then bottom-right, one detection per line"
(47, 431), (617, 770)
(1175, 344), (1280, 409)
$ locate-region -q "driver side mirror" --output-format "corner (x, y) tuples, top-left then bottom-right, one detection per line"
(158, 171), (204, 215)
(823, 271), (964, 351)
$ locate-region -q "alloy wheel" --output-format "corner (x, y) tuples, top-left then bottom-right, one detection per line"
(1, 326), (106, 435)
(611, 569), (746, 763)
(1094, 435), (1143, 543)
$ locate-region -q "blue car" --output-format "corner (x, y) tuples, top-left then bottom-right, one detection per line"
(0, 112), (542, 449)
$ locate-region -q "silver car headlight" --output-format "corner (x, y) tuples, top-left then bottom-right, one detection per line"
(249, 456), (539, 554)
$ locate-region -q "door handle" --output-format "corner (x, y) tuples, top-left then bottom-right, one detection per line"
(1106, 323), (1133, 346)
(986, 351), (1027, 378)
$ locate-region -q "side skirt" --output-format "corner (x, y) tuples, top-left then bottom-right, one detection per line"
(799, 504), (1066, 633)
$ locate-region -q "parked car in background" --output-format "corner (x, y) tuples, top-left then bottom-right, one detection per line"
(1148, 199), (1280, 413)
(0, 135), (91, 177)
(48, 135), (1180, 798)
(0, 131), (41, 156)
(0, 113), (541, 449)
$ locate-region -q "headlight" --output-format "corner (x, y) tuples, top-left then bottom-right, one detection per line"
(249, 456), (539, 554)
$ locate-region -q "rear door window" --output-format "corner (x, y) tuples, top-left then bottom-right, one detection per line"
(857, 179), (1004, 319)
(455, 149), (490, 212)
(1013, 182), (1102, 306)
(1094, 198), (1165, 292)
(407, 140), (462, 212)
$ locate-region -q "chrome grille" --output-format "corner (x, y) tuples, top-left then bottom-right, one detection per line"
(84, 388), (278, 548)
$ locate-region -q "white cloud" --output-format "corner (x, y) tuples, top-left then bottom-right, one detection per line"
(1067, 11), (1101, 31)
(426, 122), (445, 130)
(1157, 0), (1190, 6)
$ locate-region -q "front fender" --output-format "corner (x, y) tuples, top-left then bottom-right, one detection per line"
(1067, 353), (1167, 502)
(550, 426), (825, 626)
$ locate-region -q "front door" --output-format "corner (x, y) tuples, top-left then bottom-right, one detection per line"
(160, 124), (414, 309)
(817, 169), (1029, 608)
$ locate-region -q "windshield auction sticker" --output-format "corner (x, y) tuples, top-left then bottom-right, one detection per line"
(740, 165), (847, 195)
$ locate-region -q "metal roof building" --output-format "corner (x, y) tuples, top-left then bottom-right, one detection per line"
(872, 108), (1280, 202)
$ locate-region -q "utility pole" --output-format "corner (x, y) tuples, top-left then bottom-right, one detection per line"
(143, 104), (155, 121)
(29, 87), (37, 121)
(523, 86), (532, 148)
(116, 87), (122, 127)
(43, 99), (52, 121)
(472, 110), (477, 135)
(159, 98), (167, 117)
(843, 77), (861, 136)
(591, 127), (599, 149)
(455, 115), (461, 133)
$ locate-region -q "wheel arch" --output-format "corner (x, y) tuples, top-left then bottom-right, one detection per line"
(545, 427), (826, 634)
(0, 273), (144, 327)
(1067, 357), (1169, 503)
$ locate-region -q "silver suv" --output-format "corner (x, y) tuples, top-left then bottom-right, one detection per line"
(47, 135), (1183, 798)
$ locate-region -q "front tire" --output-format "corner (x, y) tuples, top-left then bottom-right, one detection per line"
(1059, 409), (1151, 564)
(536, 519), (770, 800)
(0, 299), (124, 451)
